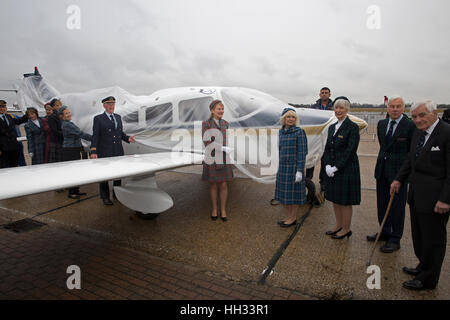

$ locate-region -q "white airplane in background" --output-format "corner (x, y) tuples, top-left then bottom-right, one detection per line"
(0, 67), (367, 219)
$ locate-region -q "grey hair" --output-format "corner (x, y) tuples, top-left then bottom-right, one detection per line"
(410, 100), (436, 113)
(334, 99), (350, 110)
(388, 95), (405, 106)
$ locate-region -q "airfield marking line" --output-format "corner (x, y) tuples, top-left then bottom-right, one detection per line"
(258, 203), (314, 285)
(0, 194), (99, 228)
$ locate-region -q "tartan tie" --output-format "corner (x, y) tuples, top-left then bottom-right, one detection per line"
(415, 131), (427, 157)
(386, 120), (396, 144)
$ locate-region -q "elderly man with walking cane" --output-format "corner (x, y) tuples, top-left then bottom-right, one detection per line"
(391, 100), (450, 291)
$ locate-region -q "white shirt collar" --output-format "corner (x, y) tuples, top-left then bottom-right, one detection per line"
(105, 111), (114, 117)
(425, 118), (439, 136)
(389, 114), (403, 124)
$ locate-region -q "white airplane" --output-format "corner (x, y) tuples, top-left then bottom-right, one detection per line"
(0, 68), (367, 218)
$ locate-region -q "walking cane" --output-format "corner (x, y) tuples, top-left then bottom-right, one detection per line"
(366, 191), (396, 266)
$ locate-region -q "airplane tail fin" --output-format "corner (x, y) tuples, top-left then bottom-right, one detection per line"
(14, 66), (60, 113)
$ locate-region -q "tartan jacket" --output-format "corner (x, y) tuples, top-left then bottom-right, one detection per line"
(202, 117), (230, 166)
(374, 114), (415, 183)
(24, 118), (46, 164)
(321, 117), (360, 172)
(320, 116), (361, 205)
(274, 125), (308, 205)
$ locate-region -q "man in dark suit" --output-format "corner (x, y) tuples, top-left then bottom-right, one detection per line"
(90, 96), (135, 205)
(391, 100), (450, 291)
(307, 87), (333, 181)
(368, 96), (415, 253)
(0, 100), (28, 168)
(443, 108), (450, 124)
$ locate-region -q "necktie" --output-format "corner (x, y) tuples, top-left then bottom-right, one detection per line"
(110, 114), (116, 129)
(2, 115), (9, 126)
(386, 120), (396, 144)
(415, 131), (427, 158)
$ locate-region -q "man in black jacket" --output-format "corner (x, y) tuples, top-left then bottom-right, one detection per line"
(391, 100), (450, 291)
(442, 108), (450, 124)
(368, 96), (415, 253)
(0, 100), (28, 168)
(307, 87), (333, 181)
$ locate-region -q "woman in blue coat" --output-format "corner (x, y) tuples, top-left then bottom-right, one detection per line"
(60, 106), (92, 199)
(274, 108), (308, 227)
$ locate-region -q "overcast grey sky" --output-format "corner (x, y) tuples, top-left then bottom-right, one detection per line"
(1, 0), (449, 104)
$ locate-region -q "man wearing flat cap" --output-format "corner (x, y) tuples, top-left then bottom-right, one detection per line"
(0, 100), (28, 168)
(91, 96), (136, 205)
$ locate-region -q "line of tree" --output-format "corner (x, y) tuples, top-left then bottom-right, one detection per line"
(289, 103), (450, 109)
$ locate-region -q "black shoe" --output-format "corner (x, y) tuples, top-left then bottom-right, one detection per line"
(68, 194), (80, 199)
(220, 216), (228, 222)
(280, 220), (297, 228)
(211, 215), (218, 221)
(331, 230), (352, 239)
(380, 242), (400, 253)
(75, 191), (87, 196)
(402, 266), (421, 276)
(325, 228), (342, 236)
(367, 233), (389, 242)
(402, 279), (435, 291)
(103, 199), (114, 206)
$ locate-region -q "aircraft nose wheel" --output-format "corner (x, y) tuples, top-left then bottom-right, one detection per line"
(130, 211), (161, 220)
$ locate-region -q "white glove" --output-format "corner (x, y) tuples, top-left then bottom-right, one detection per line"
(326, 165), (338, 177)
(29, 152), (34, 158)
(295, 171), (303, 183)
(221, 146), (234, 154)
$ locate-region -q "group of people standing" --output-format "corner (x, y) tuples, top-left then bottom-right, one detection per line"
(202, 89), (449, 291)
(0, 96), (136, 203)
(1, 88), (449, 292)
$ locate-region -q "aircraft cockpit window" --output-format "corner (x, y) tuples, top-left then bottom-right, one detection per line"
(221, 88), (282, 119)
(179, 97), (213, 122)
(146, 103), (173, 125)
(123, 111), (139, 123)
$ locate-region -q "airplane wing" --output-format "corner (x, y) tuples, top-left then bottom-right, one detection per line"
(0, 152), (203, 201)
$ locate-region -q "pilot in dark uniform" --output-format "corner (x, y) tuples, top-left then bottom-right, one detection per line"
(0, 100), (28, 168)
(90, 96), (135, 205)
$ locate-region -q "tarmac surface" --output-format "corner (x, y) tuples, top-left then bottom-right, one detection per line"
(0, 135), (449, 300)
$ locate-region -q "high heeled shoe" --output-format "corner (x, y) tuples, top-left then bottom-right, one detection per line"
(331, 230), (352, 239)
(325, 228), (342, 236)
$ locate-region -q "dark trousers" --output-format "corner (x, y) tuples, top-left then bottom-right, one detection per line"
(63, 147), (82, 195)
(376, 174), (407, 244)
(410, 203), (449, 288)
(100, 180), (121, 200)
(306, 167), (314, 180)
(0, 149), (19, 168)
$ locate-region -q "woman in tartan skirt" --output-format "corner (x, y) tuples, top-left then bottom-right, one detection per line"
(202, 100), (233, 221)
(274, 108), (308, 227)
(24, 107), (46, 165)
(320, 97), (361, 239)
